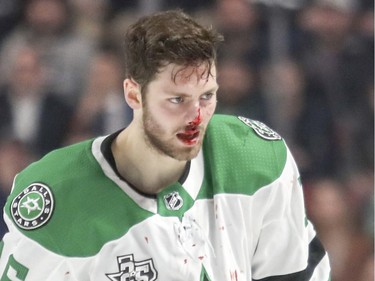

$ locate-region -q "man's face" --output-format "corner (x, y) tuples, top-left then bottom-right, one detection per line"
(141, 63), (218, 161)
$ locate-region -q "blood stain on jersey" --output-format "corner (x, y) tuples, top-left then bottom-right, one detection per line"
(238, 116), (282, 141)
(230, 270), (239, 281)
(11, 183), (54, 230)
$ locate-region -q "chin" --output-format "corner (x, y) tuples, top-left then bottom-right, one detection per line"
(175, 145), (202, 161)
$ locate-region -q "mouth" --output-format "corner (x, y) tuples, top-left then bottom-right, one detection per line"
(176, 127), (200, 145)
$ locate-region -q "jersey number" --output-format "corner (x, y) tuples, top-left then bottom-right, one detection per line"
(1, 255), (28, 281)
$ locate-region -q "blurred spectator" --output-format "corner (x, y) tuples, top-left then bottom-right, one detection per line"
(261, 58), (338, 179)
(69, 0), (111, 41)
(356, 1), (374, 44)
(346, 170), (374, 238)
(216, 58), (268, 121)
(306, 178), (374, 281)
(297, 0), (374, 175)
(107, 0), (144, 13)
(214, 0), (268, 68)
(359, 254), (374, 281)
(0, 0), (22, 45)
(261, 59), (304, 138)
(0, 1), (372, 279)
(162, 0), (214, 12)
(69, 47), (132, 140)
(0, 45), (74, 157)
(345, 83), (374, 171)
(0, 139), (34, 238)
(0, 0), (95, 104)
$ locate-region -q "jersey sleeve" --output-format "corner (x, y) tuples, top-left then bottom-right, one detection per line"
(251, 147), (331, 281)
(0, 178), (85, 281)
(0, 219), (82, 281)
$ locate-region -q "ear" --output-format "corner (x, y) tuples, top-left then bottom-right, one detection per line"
(124, 78), (142, 110)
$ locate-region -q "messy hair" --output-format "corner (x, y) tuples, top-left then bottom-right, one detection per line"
(123, 10), (223, 94)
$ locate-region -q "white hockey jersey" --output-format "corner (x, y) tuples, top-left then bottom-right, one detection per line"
(0, 115), (331, 280)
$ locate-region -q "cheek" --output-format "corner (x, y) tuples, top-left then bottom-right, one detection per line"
(151, 101), (176, 119)
(160, 107), (184, 124)
(202, 102), (217, 121)
(153, 104), (184, 130)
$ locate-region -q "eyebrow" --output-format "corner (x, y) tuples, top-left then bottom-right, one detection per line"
(167, 85), (219, 97)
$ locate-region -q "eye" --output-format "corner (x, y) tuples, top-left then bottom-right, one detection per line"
(169, 96), (184, 104)
(201, 93), (214, 101)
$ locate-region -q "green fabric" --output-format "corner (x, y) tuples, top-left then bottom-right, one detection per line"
(4, 115), (287, 258)
(200, 266), (212, 281)
(5, 140), (154, 257)
(0, 255), (29, 281)
(157, 183), (194, 220)
(0, 241), (3, 258)
(198, 115), (286, 199)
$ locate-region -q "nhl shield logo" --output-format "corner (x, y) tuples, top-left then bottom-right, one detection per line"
(106, 254), (157, 281)
(164, 191), (183, 211)
(11, 183), (54, 230)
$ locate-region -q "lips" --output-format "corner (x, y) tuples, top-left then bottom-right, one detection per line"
(177, 126), (200, 144)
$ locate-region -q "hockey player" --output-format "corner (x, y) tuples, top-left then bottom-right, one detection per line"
(0, 10), (330, 280)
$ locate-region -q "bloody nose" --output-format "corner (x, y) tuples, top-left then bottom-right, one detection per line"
(189, 108), (201, 126)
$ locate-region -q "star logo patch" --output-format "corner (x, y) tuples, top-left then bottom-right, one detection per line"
(11, 183), (54, 230)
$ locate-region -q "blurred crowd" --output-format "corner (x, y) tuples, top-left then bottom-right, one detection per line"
(0, 0), (373, 280)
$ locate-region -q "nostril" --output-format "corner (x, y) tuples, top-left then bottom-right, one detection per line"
(189, 108), (201, 126)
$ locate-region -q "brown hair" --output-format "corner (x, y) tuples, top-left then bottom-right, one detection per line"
(124, 10), (223, 94)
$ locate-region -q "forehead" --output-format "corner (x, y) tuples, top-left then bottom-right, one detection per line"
(151, 63), (217, 90)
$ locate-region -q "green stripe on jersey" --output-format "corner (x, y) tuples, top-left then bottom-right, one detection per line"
(0, 240), (3, 257)
(0, 254), (29, 281)
(5, 140), (154, 257)
(198, 115), (287, 199)
(200, 266), (212, 281)
(4, 115), (287, 258)
(157, 183), (194, 219)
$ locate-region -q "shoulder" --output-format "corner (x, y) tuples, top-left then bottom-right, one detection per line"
(6, 139), (96, 225)
(205, 114), (284, 156)
(4, 137), (151, 257)
(13, 139), (95, 191)
(207, 115), (282, 141)
(203, 115), (288, 195)
(4, 140), (97, 251)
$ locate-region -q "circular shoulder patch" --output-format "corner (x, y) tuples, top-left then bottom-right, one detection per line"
(11, 183), (54, 230)
(238, 116), (282, 141)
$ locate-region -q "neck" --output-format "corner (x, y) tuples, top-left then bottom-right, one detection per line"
(111, 123), (187, 195)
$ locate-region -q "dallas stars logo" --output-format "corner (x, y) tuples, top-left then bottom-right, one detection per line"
(21, 196), (42, 214)
(238, 116), (282, 141)
(106, 254), (157, 281)
(11, 183), (54, 230)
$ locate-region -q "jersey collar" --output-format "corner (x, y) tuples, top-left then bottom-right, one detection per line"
(92, 134), (205, 214)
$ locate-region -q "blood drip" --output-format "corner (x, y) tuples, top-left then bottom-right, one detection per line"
(189, 108), (201, 126)
(177, 108), (201, 145)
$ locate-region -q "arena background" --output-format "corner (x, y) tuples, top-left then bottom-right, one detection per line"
(0, 0), (373, 279)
